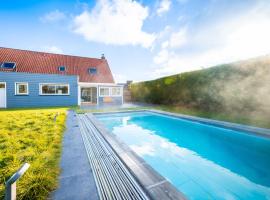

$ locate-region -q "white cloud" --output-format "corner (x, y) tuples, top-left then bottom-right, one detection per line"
(43, 46), (63, 54)
(40, 10), (66, 23)
(72, 0), (155, 48)
(169, 27), (187, 48)
(153, 49), (169, 65)
(130, 144), (155, 156)
(157, 0), (171, 16)
(161, 40), (169, 48)
(153, 2), (270, 77)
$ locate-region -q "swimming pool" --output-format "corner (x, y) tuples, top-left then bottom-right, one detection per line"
(96, 111), (270, 200)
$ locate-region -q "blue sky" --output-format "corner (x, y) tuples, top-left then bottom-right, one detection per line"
(1, 0), (270, 82)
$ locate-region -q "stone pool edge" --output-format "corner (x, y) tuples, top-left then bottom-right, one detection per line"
(149, 109), (270, 138)
(94, 109), (270, 138)
(87, 113), (187, 200)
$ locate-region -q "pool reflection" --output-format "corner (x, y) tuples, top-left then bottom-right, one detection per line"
(97, 112), (270, 200)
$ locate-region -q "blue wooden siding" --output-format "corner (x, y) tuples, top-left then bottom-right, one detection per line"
(0, 72), (78, 108)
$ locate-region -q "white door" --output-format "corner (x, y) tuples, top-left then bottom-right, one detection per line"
(0, 83), (6, 108)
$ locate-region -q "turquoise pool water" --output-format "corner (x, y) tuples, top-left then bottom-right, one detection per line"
(96, 111), (270, 200)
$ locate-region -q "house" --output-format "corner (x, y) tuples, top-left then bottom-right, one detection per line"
(0, 47), (123, 108)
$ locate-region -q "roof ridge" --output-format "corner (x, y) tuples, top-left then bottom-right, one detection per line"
(0, 46), (114, 83)
(0, 46), (104, 61)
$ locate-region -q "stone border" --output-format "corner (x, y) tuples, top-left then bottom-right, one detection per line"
(94, 109), (270, 138)
(147, 109), (270, 138)
(87, 113), (187, 200)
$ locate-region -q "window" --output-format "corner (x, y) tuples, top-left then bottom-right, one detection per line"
(58, 66), (66, 72)
(15, 82), (28, 95)
(99, 87), (110, 96)
(88, 67), (97, 74)
(0, 83), (5, 88)
(111, 87), (121, 96)
(40, 84), (69, 95)
(1, 62), (16, 69)
(99, 87), (122, 97)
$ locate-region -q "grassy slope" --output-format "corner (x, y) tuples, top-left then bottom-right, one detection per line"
(0, 108), (67, 199)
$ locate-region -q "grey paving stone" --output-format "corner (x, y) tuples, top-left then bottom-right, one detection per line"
(51, 111), (99, 200)
(53, 172), (98, 200)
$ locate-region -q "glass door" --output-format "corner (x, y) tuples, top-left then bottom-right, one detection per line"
(81, 87), (97, 104)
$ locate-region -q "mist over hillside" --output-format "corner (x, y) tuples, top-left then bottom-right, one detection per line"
(131, 55), (270, 127)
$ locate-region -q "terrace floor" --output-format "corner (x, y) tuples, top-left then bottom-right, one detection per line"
(51, 111), (99, 200)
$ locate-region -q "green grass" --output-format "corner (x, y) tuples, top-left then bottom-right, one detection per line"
(0, 107), (68, 200)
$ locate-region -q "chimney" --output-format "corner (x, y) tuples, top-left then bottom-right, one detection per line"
(101, 53), (105, 59)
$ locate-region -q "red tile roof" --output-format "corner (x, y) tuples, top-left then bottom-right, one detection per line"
(0, 47), (115, 83)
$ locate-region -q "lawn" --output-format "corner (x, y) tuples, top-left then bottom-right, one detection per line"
(0, 107), (67, 199)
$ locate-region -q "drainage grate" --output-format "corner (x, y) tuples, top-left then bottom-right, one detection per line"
(78, 114), (150, 200)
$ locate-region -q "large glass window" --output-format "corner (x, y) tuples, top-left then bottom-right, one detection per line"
(15, 82), (28, 95)
(111, 87), (121, 96)
(99, 87), (110, 96)
(40, 84), (69, 95)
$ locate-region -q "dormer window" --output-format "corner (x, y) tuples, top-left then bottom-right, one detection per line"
(58, 66), (66, 72)
(88, 67), (97, 75)
(1, 62), (16, 69)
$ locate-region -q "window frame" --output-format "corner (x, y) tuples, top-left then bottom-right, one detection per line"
(99, 87), (122, 97)
(39, 83), (70, 96)
(88, 67), (97, 75)
(15, 82), (29, 95)
(1, 62), (16, 69)
(111, 87), (122, 97)
(99, 87), (110, 97)
(58, 66), (66, 72)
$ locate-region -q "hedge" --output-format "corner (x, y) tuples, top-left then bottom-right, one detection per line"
(130, 57), (270, 117)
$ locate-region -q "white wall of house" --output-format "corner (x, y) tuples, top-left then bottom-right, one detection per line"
(78, 82), (123, 105)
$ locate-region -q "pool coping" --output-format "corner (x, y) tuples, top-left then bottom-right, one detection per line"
(94, 109), (270, 138)
(86, 113), (187, 200)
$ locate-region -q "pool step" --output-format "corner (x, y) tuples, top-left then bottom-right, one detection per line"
(78, 114), (150, 200)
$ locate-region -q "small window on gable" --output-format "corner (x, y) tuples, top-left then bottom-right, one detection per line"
(1, 62), (16, 69)
(88, 67), (97, 75)
(58, 66), (66, 72)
